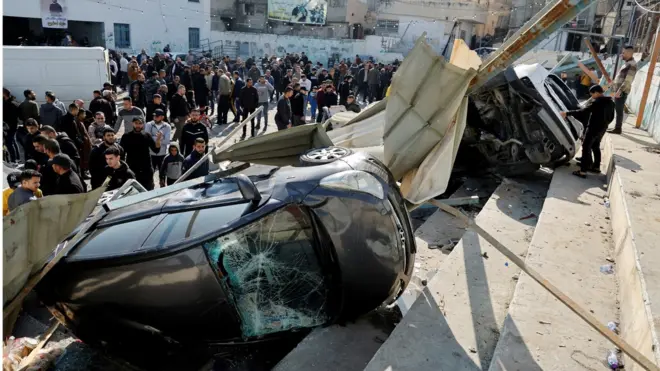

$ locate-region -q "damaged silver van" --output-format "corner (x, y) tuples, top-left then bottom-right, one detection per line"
(458, 63), (584, 175)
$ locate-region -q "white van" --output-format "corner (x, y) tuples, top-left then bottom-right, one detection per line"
(3, 46), (110, 107)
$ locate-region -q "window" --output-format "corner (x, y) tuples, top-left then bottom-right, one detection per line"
(189, 0), (200, 2)
(189, 27), (200, 49)
(375, 20), (399, 36)
(113, 23), (131, 49)
(244, 4), (255, 15)
(202, 205), (330, 337)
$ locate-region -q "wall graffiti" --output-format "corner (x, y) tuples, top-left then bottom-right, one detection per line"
(210, 32), (366, 64)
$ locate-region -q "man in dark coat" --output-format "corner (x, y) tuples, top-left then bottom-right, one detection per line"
(89, 128), (125, 189)
(275, 87), (294, 130)
(238, 78), (259, 139)
(51, 154), (84, 195)
(181, 138), (209, 180)
(119, 118), (162, 190)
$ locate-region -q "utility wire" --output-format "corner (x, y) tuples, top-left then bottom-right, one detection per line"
(634, 0), (660, 13)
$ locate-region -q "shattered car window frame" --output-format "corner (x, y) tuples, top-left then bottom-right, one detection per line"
(202, 204), (331, 338)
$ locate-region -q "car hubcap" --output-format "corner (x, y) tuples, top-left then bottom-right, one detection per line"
(307, 147), (348, 161)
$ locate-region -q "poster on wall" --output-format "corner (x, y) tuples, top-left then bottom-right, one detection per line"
(41, 0), (68, 29)
(268, 0), (327, 25)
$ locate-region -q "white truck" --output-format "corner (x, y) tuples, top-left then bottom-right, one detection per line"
(3, 46), (110, 107)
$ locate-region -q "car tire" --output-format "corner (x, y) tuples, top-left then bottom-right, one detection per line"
(300, 146), (352, 166)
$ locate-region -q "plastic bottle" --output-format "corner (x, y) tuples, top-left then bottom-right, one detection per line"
(600, 264), (614, 274)
(607, 321), (618, 332)
(607, 350), (619, 369)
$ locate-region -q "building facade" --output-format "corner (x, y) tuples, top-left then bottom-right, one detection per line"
(3, 0), (212, 55)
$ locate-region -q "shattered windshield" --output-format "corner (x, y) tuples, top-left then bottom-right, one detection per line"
(203, 205), (330, 337)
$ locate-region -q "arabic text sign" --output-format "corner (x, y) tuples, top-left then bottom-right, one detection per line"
(268, 0), (327, 25)
(41, 0), (68, 29)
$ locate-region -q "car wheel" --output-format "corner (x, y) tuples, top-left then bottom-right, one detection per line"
(300, 146), (352, 166)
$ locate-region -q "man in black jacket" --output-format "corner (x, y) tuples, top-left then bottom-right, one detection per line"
(180, 108), (209, 157)
(181, 138), (209, 180)
(170, 85), (190, 142)
(239, 78), (259, 139)
(89, 128), (125, 189)
(23, 119), (48, 165)
(89, 91), (116, 128)
(129, 74), (148, 109)
(275, 87), (294, 131)
(104, 146), (136, 191)
(51, 154), (84, 194)
(40, 125), (81, 172)
(60, 103), (80, 145)
(120, 118), (162, 190)
(291, 86), (307, 127)
(561, 85), (615, 178)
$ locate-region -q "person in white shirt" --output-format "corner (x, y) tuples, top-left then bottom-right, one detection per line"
(119, 53), (129, 89)
(300, 75), (312, 118)
(145, 109), (171, 178)
(109, 58), (118, 86)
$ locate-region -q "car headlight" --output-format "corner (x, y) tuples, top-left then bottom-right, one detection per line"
(319, 170), (385, 200)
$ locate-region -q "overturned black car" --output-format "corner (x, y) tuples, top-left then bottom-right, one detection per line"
(36, 149), (415, 366)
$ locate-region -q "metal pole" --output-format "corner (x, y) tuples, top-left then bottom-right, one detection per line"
(626, 4), (637, 41)
(635, 23), (660, 129)
(429, 199), (660, 371)
(609, 0), (625, 55)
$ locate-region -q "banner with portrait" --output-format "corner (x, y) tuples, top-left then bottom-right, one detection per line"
(268, 0), (327, 25)
(41, 0), (68, 29)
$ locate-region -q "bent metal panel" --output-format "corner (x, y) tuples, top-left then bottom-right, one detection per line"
(268, 0), (327, 25)
(41, 0), (68, 29)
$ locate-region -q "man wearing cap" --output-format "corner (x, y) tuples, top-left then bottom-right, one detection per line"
(146, 94), (168, 123)
(120, 118), (162, 190)
(146, 109), (171, 179)
(3, 172), (43, 216)
(51, 154), (84, 195)
(7, 170), (42, 213)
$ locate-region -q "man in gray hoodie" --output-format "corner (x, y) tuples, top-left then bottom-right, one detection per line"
(255, 76), (274, 131)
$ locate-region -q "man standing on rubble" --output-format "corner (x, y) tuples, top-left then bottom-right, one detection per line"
(608, 45), (638, 135)
(560, 85), (615, 178)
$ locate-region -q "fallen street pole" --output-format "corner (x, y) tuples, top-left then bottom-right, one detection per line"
(428, 198), (660, 371)
(470, 0), (599, 92)
(174, 105), (264, 185)
(636, 22), (660, 129)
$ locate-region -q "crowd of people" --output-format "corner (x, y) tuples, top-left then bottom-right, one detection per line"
(3, 48), (400, 214)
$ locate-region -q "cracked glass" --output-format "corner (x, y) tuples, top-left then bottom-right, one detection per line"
(203, 205), (330, 337)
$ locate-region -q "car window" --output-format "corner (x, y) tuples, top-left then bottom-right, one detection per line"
(202, 205), (330, 337)
(545, 75), (580, 110)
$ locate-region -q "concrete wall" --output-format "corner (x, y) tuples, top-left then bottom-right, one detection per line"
(209, 31), (365, 63)
(208, 31), (416, 62)
(3, 0), (211, 55)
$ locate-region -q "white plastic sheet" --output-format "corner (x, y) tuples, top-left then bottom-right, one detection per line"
(627, 63), (660, 143)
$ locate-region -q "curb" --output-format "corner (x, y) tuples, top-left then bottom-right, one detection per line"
(604, 134), (660, 370)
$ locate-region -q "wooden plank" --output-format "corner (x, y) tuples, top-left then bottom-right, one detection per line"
(429, 199), (660, 371)
(17, 321), (59, 371)
(584, 38), (613, 84)
(636, 24), (660, 128)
